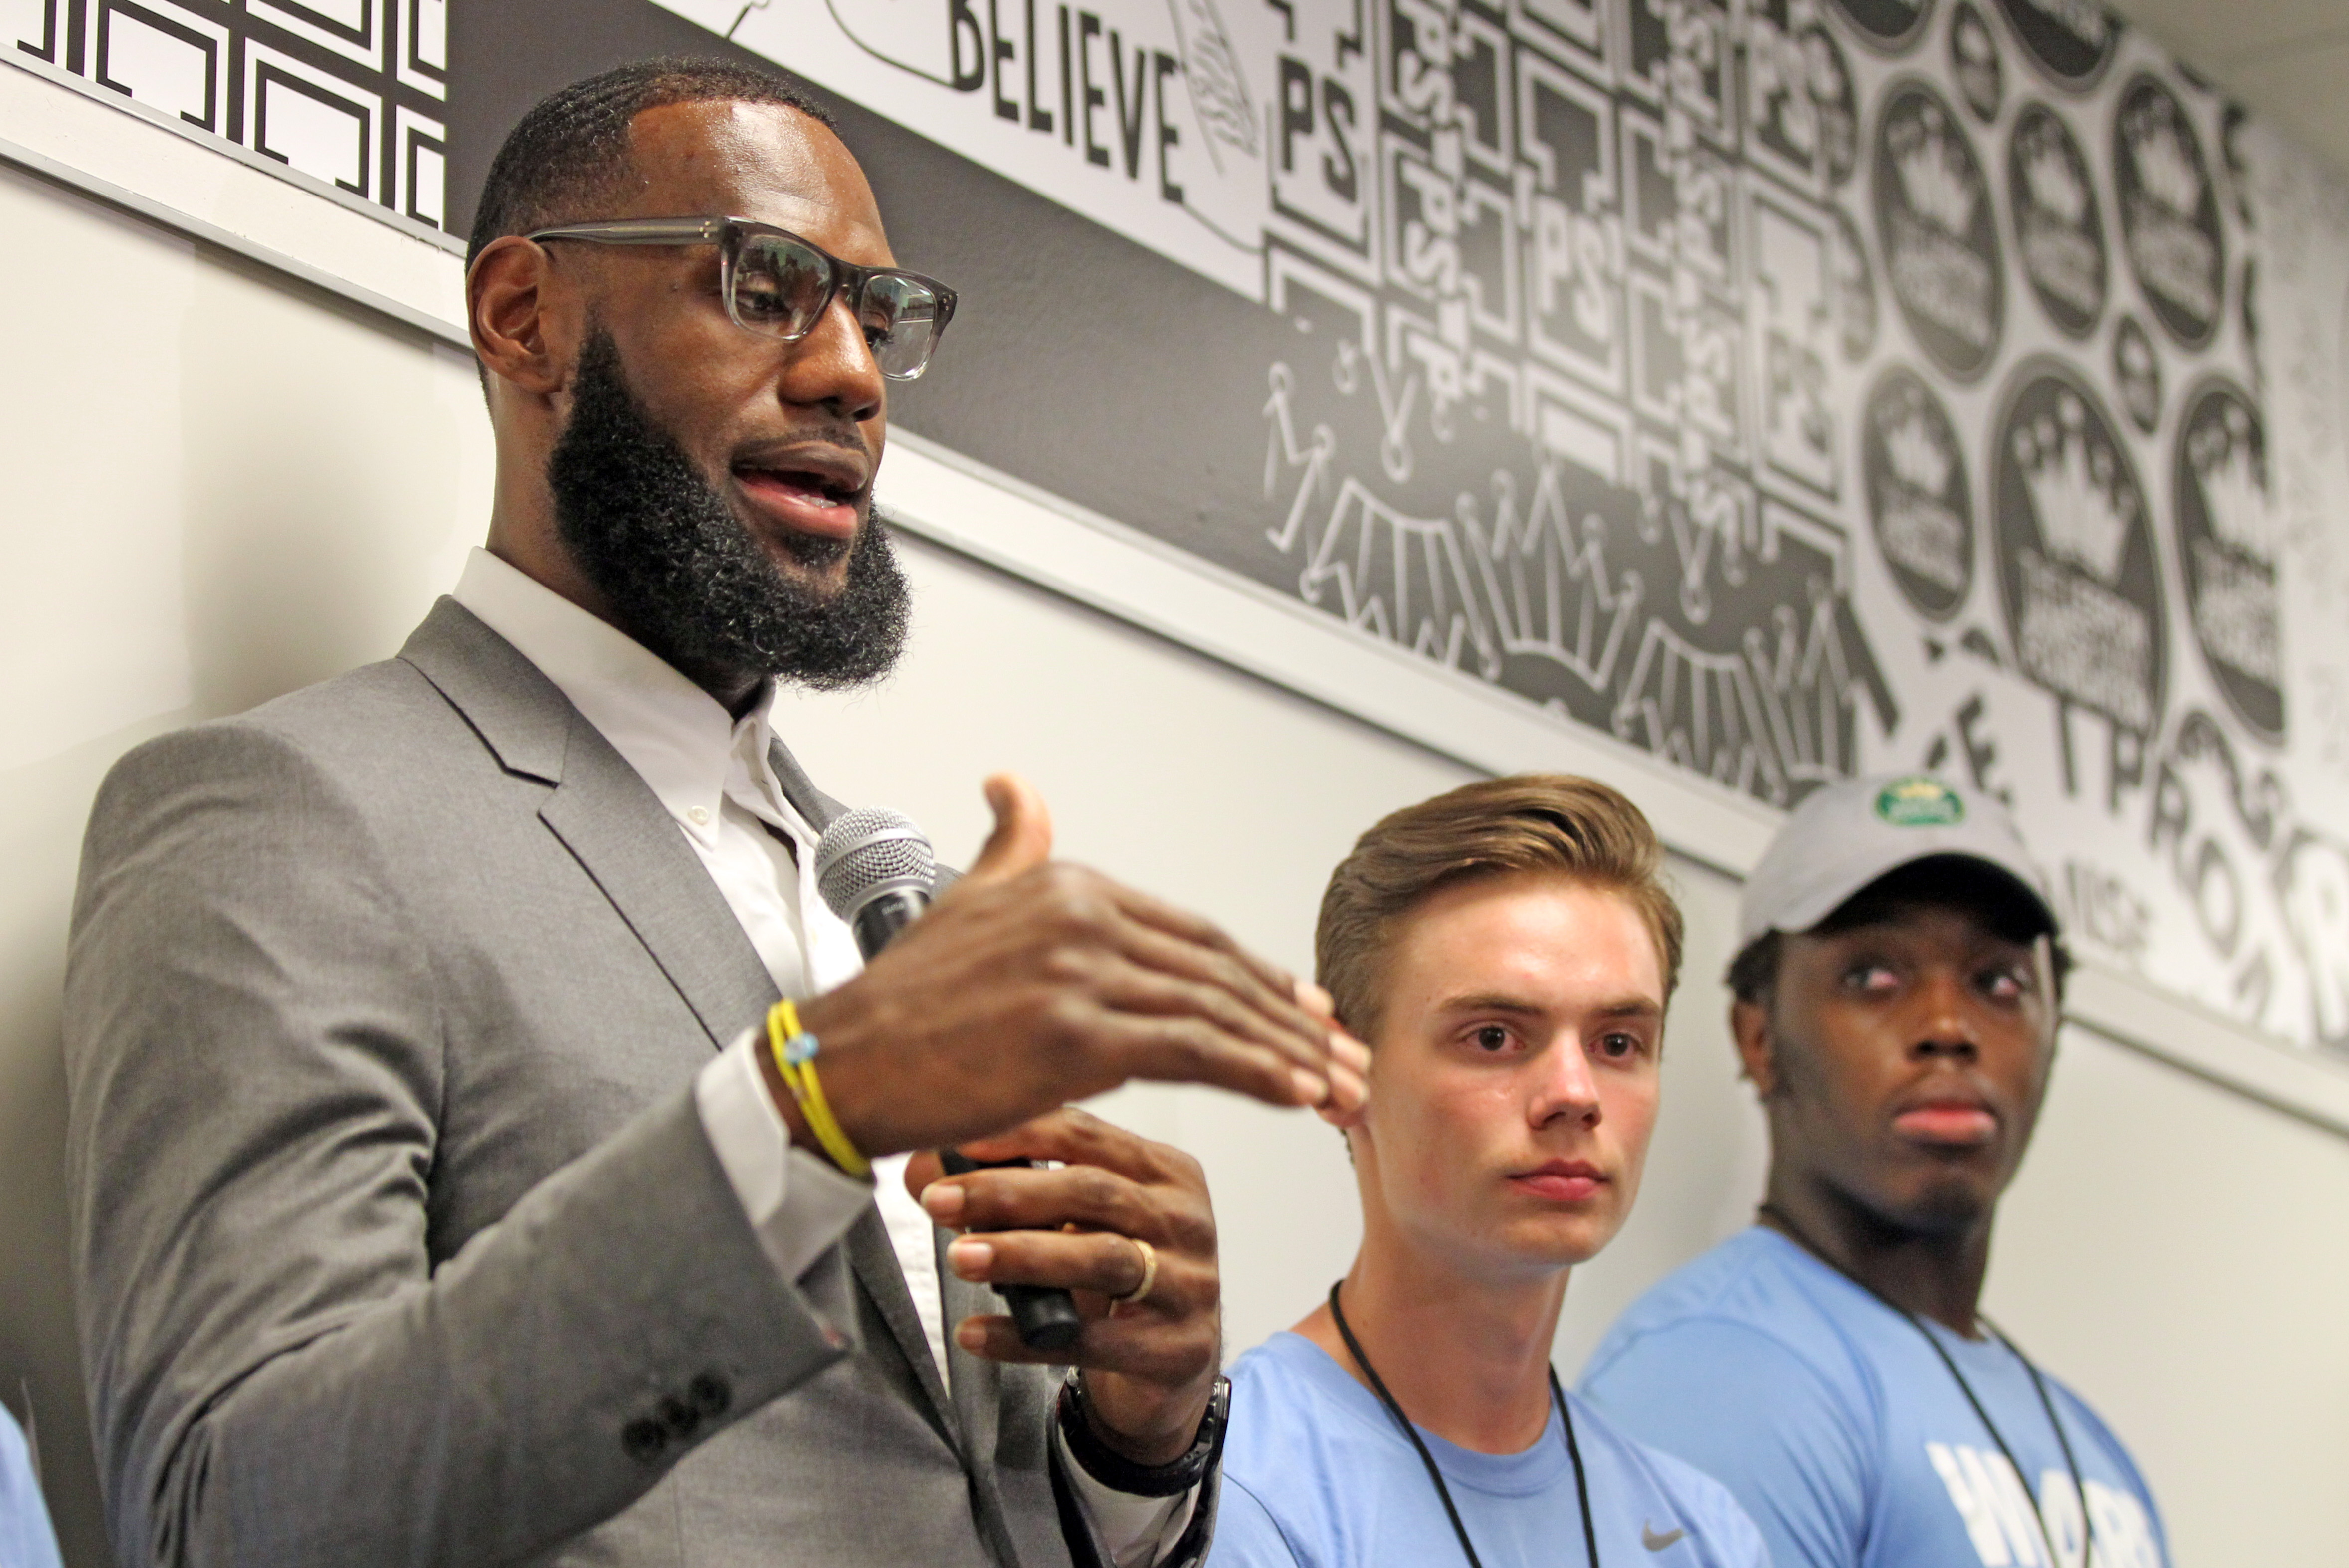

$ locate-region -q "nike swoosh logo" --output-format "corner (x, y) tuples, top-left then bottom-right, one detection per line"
(1642, 1523), (1688, 1551)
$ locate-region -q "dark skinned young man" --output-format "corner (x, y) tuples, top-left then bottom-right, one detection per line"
(1579, 775), (2169, 1568)
(65, 61), (1363, 1568)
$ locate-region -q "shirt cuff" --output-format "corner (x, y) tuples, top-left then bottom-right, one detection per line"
(1054, 1422), (1200, 1568)
(695, 1024), (873, 1281)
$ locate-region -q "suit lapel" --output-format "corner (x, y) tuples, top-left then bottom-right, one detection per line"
(536, 726), (779, 1049)
(847, 1206), (961, 1455)
(943, 1237), (1006, 1467)
(408, 604), (982, 1485)
(402, 598), (777, 1050)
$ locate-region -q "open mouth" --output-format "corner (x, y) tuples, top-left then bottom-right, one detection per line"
(732, 464), (864, 540)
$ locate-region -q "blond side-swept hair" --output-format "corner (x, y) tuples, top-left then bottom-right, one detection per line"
(1315, 775), (1684, 1044)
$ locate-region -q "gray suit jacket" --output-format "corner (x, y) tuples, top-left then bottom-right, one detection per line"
(62, 599), (1128, 1568)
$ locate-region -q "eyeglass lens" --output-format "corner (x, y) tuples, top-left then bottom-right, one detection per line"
(731, 231), (944, 379)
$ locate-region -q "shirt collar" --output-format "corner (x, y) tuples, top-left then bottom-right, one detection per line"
(451, 548), (796, 843)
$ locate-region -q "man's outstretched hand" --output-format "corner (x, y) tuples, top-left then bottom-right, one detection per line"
(788, 774), (1367, 1163)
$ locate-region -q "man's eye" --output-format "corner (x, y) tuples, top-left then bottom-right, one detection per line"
(1597, 1032), (1641, 1060)
(1845, 964), (1897, 993)
(1473, 1025), (1512, 1053)
(1982, 968), (2029, 1001)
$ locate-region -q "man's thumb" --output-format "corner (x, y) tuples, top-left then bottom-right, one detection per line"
(966, 773), (1053, 883)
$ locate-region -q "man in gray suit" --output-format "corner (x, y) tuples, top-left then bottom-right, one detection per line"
(64, 59), (1365, 1568)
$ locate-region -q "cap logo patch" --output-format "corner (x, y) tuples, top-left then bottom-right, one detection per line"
(1875, 776), (1965, 827)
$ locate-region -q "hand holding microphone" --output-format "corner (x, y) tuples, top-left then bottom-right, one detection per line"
(784, 775), (1366, 1464)
(812, 804), (1081, 1353)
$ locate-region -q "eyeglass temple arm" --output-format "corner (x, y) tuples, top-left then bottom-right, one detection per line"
(526, 219), (730, 245)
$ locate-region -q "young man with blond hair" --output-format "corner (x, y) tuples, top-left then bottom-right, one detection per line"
(1209, 776), (1766, 1568)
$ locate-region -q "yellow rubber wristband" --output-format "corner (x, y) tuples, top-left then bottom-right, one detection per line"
(766, 999), (872, 1180)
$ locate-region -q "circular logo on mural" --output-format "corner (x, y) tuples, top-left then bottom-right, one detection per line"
(1833, 206), (1879, 361)
(1831, 0), (1936, 52)
(1991, 0), (2120, 92)
(1875, 78), (2003, 381)
(2174, 377), (2283, 743)
(2115, 72), (2225, 351)
(1865, 364), (1975, 620)
(2008, 103), (2106, 339)
(1993, 360), (2167, 735)
(1949, 1), (2004, 122)
(1749, 3), (1862, 193)
(2112, 313), (2162, 433)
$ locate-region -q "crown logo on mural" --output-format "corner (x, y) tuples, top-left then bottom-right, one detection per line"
(1884, 410), (1955, 497)
(1896, 130), (1979, 234)
(2197, 437), (2278, 564)
(2021, 139), (2091, 226)
(2019, 394), (2132, 584)
(2129, 113), (2204, 216)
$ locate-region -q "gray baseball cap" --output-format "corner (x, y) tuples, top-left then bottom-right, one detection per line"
(1737, 774), (2057, 949)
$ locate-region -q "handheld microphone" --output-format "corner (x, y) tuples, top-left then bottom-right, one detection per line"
(814, 810), (1083, 1354)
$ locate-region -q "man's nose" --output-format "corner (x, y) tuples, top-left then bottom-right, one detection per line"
(781, 289), (886, 420)
(1531, 1039), (1602, 1128)
(1907, 969), (1979, 1062)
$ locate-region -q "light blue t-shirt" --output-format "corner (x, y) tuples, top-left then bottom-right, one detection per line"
(1208, 1331), (1769, 1568)
(1579, 1229), (2166, 1568)
(0, 1406), (62, 1568)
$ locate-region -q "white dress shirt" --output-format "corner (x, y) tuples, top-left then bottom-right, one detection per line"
(452, 550), (1192, 1563)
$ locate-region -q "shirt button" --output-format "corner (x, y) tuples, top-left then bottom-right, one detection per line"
(688, 806), (710, 825)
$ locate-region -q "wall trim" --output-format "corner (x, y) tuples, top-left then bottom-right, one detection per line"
(12, 45), (2347, 1138)
(0, 52), (467, 347)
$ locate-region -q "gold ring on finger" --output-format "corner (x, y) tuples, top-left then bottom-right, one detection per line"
(1111, 1237), (1159, 1309)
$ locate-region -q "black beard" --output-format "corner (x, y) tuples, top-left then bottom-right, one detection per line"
(547, 328), (910, 693)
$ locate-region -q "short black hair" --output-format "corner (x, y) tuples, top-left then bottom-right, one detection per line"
(1725, 855), (2069, 1004)
(467, 58), (838, 265)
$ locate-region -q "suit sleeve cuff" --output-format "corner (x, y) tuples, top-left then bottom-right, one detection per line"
(1054, 1422), (1200, 1568)
(694, 1025), (872, 1281)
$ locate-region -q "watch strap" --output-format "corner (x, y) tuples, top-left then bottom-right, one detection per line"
(1056, 1371), (1230, 1499)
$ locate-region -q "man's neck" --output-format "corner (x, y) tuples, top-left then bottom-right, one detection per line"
(1757, 1179), (1992, 1337)
(1295, 1231), (1567, 1455)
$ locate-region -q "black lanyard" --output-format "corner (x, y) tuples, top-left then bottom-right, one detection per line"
(1758, 1207), (2099, 1567)
(1326, 1281), (1602, 1568)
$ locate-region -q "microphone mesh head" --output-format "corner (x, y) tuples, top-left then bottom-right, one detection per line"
(815, 808), (939, 922)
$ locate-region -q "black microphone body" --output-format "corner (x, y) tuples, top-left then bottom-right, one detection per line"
(849, 888), (931, 959)
(816, 812), (1084, 1355)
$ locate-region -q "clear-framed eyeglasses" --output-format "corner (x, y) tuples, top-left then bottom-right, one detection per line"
(523, 216), (960, 381)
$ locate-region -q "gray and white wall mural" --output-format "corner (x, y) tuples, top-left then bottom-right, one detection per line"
(16, 0), (2349, 1060)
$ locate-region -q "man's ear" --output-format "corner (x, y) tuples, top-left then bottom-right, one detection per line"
(468, 236), (568, 397)
(1730, 997), (1779, 1098)
(1317, 1038), (1371, 1132)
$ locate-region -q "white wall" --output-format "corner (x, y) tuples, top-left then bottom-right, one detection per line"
(2, 151), (2346, 1568)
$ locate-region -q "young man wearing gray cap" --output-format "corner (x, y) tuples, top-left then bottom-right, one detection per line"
(1577, 775), (2170, 1568)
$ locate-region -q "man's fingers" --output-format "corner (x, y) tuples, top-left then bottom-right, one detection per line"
(1093, 1010), (1327, 1106)
(952, 1313), (1211, 1380)
(928, 1164), (1201, 1250)
(962, 773), (1054, 887)
(952, 1106), (1148, 1176)
(1103, 881), (1304, 998)
(902, 1150), (947, 1204)
(945, 1228), (1185, 1303)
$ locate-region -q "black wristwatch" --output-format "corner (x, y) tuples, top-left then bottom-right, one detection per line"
(1056, 1369), (1230, 1498)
